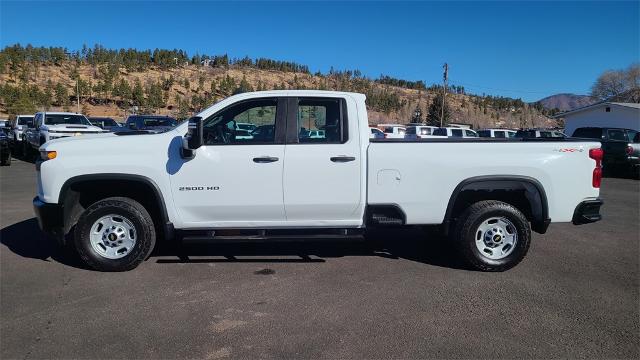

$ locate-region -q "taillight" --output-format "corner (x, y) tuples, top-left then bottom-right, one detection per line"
(589, 148), (603, 188)
(626, 146), (633, 156)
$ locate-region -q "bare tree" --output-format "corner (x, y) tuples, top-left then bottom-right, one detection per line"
(591, 63), (640, 101)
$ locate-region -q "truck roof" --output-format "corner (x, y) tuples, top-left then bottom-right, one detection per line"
(36, 111), (85, 116)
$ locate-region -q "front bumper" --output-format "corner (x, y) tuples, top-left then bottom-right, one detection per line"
(572, 199), (603, 225)
(33, 197), (64, 241)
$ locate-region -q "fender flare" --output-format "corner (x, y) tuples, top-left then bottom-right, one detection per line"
(58, 174), (173, 240)
(443, 175), (550, 234)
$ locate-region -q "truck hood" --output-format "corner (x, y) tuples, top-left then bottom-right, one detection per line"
(44, 124), (104, 132)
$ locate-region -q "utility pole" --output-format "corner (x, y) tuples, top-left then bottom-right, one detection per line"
(441, 63), (448, 127)
(76, 78), (80, 113)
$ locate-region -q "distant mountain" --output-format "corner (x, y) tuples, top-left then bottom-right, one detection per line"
(535, 93), (597, 111)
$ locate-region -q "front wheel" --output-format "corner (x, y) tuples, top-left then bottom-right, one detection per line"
(74, 197), (156, 271)
(1, 147), (11, 166)
(453, 200), (531, 272)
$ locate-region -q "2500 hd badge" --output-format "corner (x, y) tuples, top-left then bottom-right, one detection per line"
(178, 186), (220, 191)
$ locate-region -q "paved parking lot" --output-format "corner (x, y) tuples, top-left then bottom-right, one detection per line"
(1, 158), (639, 359)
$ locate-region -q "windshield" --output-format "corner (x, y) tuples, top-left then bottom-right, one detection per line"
(44, 114), (91, 126)
(129, 117), (177, 127)
(18, 116), (34, 125)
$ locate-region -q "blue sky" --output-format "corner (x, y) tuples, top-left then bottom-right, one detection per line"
(1, 1), (638, 101)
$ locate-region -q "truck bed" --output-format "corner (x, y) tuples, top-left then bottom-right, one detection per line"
(367, 139), (601, 224)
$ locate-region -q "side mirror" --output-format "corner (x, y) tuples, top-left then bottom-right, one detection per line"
(186, 116), (203, 149)
(181, 116), (203, 159)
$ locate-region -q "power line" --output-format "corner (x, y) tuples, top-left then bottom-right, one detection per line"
(447, 79), (580, 95)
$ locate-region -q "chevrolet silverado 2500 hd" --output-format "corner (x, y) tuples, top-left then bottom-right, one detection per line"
(33, 91), (604, 272)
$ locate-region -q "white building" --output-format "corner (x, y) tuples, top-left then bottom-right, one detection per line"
(559, 102), (640, 137)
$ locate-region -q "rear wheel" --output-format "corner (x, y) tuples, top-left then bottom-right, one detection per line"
(453, 200), (531, 271)
(74, 197), (156, 271)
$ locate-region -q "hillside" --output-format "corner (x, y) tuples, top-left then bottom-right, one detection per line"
(535, 93), (597, 112)
(0, 44), (556, 128)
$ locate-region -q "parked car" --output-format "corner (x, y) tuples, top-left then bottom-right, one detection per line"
(515, 129), (565, 139)
(433, 127), (479, 138)
(0, 130), (10, 166)
(383, 125), (406, 139)
(6, 115), (34, 154)
(478, 129), (517, 138)
(404, 125), (439, 140)
(234, 130), (253, 140)
(123, 115), (178, 133)
(0, 119), (8, 128)
(236, 122), (257, 132)
(627, 132), (640, 178)
(25, 112), (105, 151)
(34, 90), (603, 272)
(369, 127), (385, 139)
(571, 127), (638, 175)
(89, 117), (123, 132)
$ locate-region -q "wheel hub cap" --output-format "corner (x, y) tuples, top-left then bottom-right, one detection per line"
(475, 217), (518, 260)
(89, 214), (137, 259)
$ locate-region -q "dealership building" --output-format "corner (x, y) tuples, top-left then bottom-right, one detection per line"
(558, 102), (640, 137)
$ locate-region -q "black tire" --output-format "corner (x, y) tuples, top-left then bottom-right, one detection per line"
(74, 197), (156, 271)
(1, 148), (10, 166)
(452, 200), (531, 272)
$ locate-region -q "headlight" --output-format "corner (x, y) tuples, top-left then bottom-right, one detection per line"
(40, 150), (57, 161)
(74, 132), (82, 136)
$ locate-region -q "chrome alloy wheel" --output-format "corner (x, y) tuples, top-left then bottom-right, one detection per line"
(475, 217), (518, 260)
(89, 214), (137, 259)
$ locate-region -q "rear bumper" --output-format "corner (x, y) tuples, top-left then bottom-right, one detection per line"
(33, 196), (64, 242)
(572, 199), (603, 225)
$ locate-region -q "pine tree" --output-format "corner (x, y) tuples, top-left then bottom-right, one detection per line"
(426, 93), (451, 127)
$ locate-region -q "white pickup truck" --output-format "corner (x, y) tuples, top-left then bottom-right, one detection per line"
(26, 112), (104, 151)
(33, 90), (604, 272)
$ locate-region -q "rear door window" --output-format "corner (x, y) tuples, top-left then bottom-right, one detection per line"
(451, 129), (463, 137)
(572, 128), (602, 139)
(465, 130), (477, 137)
(296, 98), (345, 143)
(494, 131), (506, 138)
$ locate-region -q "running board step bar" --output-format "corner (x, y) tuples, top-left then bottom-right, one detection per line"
(179, 228), (365, 243)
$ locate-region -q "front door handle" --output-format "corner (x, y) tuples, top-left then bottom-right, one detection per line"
(253, 156), (279, 163)
(330, 156), (356, 163)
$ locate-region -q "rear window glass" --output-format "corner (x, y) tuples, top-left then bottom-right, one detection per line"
(607, 129), (627, 141)
(572, 128), (602, 139)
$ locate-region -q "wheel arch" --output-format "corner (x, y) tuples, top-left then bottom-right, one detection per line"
(58, 174), (173, 241)
(444, 175), (550, 234)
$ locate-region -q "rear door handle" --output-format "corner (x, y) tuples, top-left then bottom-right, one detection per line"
(253, 156), (279, 163)
(330, 156), (356, 162)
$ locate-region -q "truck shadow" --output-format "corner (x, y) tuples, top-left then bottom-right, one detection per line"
(0, 218), (90, 269)
(1, 218), (467, 271)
